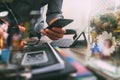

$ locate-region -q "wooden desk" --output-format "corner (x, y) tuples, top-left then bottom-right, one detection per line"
(39, 36), (120, 80)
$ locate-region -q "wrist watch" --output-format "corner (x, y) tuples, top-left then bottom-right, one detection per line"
(0, 11), (8, 18)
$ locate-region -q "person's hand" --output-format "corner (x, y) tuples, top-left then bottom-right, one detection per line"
(0, 18), (26, 48)
(19, 25), (26, 32)
(0, 19), (25, 40)
(40, 18), (66, 40)
(41, 27), (66, 40)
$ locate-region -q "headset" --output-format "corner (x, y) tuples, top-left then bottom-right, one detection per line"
(2, 0), (21, 46)
(2, 0), (19, 32)
(2, 0), (41, 46)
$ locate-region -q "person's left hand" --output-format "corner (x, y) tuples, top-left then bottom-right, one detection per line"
(41, 27), (66, 40)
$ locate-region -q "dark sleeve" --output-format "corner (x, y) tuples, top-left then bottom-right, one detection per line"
(8, 0), (33, 24)
(46, 0), (63, 24)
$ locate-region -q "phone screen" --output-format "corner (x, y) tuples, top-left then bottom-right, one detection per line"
(47, 19), (73, 29)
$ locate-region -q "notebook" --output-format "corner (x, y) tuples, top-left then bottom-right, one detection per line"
(0, 42), (65, 74)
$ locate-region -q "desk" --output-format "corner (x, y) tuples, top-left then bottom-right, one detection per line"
(59, 47), (120, 79)
(39, 36), (86, 65)
(0, 36), (76, 80)
(39, 36), (119, 80)
(61, 47), (119, 80)
(2, 36), (114, 80)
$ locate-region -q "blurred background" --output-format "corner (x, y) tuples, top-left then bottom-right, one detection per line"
(41, 0), (119, 33)
(30, 0), (120, 36)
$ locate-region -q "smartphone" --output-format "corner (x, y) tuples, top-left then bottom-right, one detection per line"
(46, 19), (73, 29)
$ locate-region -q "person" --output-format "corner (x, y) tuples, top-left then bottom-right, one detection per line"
(0, 0), (66, 44)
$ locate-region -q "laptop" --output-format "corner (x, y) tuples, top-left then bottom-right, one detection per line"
(51, 27), (87, 48)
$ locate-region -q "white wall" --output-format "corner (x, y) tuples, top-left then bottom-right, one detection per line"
(43, 0), (117, 33)
(62, 0), (91, 32)
(62, 0), (117, 32)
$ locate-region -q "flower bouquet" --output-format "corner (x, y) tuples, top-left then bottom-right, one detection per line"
(86, 11), (120, 78)
(90, 11), (120, 59)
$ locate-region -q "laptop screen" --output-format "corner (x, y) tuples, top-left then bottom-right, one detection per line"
(71, 26), (88, 45)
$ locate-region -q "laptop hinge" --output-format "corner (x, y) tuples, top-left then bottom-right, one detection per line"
(70, 32), (87, 47)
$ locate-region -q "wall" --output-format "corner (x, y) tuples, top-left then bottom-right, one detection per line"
(62, 0), (91, 32)
(43, 0), (118, 33)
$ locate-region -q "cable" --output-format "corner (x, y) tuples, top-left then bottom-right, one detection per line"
(2, 0), (20, 32)
(2, 1), (21, 80)
(25, 32), (41, 46)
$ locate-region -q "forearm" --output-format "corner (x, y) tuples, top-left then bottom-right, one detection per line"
(46, 0), (63, 24)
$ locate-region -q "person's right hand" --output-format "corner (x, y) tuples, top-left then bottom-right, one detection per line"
(40, 18), (66, 40)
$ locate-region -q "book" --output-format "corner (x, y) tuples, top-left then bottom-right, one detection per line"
(29, 42), (65, 74)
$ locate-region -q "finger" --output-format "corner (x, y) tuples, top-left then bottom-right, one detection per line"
(46, 33), (60, 40)
(45, 29), (63, 38)
(19, 40), (26, 48)
(49, 18), (58, 25)
(3, 32), (9, 40)
(0, 28), (4, 36)
(19, 25), (26, 32)
(41, 29), (60, 40)
(41, 30), (47, 35)
(52, 27), (66, 34)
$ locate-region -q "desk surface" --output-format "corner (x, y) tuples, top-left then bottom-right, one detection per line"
(37, 36), (119, 80)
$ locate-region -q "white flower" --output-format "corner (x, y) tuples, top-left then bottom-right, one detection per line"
(97, 31), (115, 56)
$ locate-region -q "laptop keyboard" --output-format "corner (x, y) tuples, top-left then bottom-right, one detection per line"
(51, 39), (72, 48)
